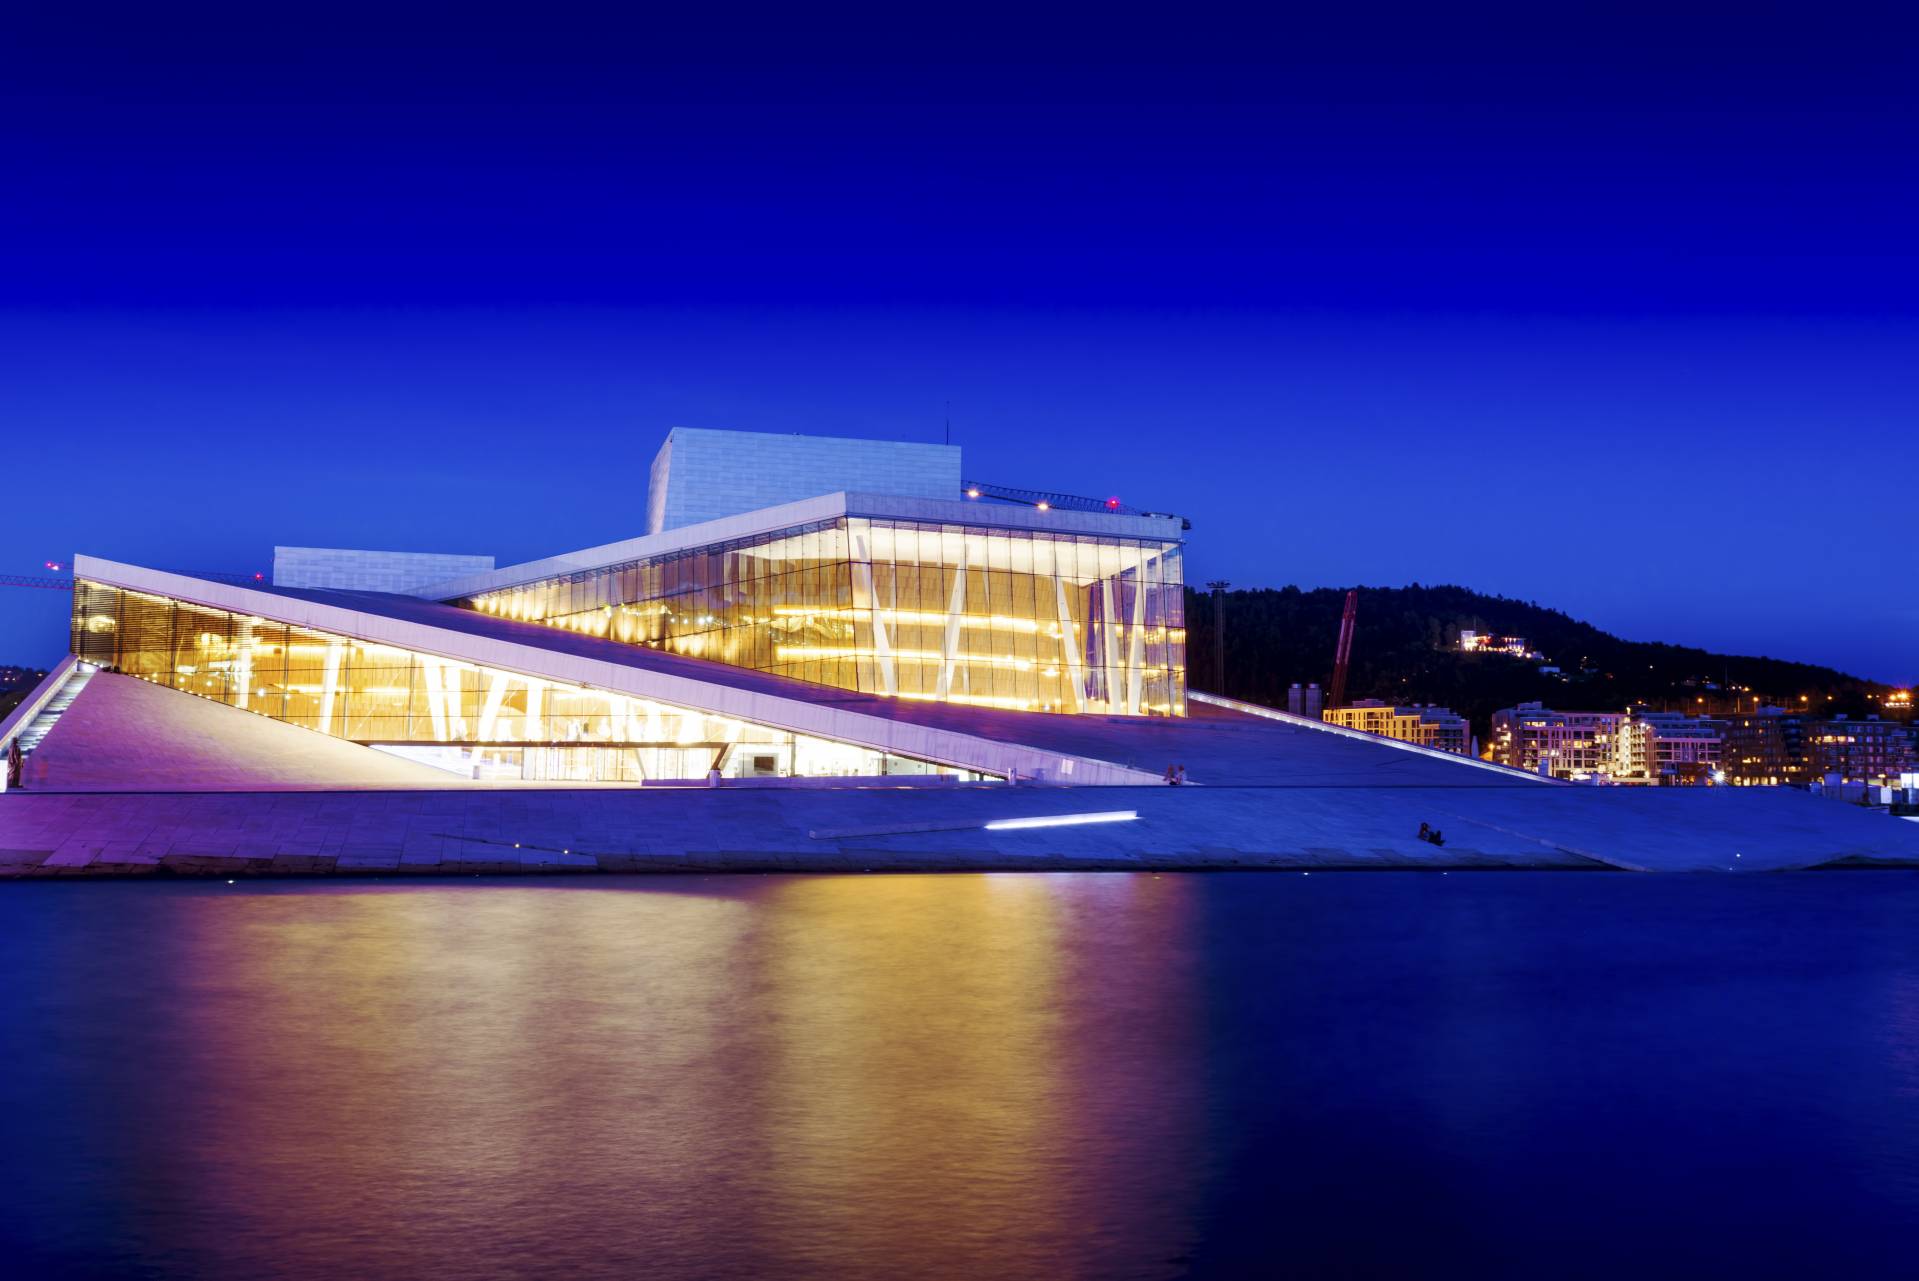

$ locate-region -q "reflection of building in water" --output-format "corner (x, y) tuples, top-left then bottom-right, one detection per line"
(758, 874), (1206, 1277)
(167, 886), (778, 1278)
(137, 879), (1208, 1279)
(757, 875), (1068, 1267)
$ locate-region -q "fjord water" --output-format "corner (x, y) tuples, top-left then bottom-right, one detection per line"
(3, 874), (1918, 1279)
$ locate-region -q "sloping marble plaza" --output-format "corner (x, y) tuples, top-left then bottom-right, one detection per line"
(4, 668), (1915, 877)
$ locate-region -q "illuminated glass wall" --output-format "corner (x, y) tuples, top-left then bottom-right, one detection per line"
(69, 581), (986, 782)
(464, 517), (1186, 715)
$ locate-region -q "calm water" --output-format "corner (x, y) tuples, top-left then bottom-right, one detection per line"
(3, 873), (1918, 1279)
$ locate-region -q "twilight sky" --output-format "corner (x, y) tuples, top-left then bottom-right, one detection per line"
(2, 6), (1915, 684)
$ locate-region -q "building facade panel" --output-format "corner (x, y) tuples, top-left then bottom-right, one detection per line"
(273, 547), (495, 593)
(647, 427), (962, 533)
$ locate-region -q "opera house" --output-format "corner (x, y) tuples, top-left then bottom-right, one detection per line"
(3, 428), (1915, 875)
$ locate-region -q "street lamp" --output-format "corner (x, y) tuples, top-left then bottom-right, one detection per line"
(1205, 580), (1230, 693)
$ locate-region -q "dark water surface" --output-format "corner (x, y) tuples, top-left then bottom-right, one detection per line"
(3, 873), (1918, 1279)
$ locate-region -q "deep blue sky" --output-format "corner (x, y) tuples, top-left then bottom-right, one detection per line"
(3, 5), (1915, 684)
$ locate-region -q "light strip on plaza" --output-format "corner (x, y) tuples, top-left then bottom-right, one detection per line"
(983, 810), (1139, 831)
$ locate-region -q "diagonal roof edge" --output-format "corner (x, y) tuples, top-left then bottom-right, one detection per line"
(1189, 691), (1558, 784)
(72, 555), (1160, 786)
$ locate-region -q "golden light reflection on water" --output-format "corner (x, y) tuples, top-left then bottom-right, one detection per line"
(150, 876), (1205, 1280)
(758, 876), (1071, 1272)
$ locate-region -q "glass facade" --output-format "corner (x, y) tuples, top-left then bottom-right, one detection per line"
(69, 581), (987, 783)
(463, 517), (1187, 715)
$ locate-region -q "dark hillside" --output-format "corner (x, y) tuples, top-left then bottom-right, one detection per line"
(1185, 584), (1898, 740)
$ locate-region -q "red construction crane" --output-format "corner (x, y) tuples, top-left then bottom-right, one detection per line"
(1328, 589), (1358, 709)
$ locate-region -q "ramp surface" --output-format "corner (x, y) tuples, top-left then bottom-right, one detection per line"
(22, 672), (467, 792)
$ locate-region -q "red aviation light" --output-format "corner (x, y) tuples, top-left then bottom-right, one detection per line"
(1105, 496), (1121, 510)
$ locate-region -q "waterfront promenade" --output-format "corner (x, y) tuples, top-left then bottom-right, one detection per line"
(7, 669), (1917, 878)
(6, 781), (1916, 877)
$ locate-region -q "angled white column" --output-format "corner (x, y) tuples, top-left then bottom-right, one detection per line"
(476, 672), (510, 742)
(522, 679), (544, 742)
(317, 640), (343, 734)
(936, 543), (967, 699)
(234, 621), (255, 711)
(421, 658), (449, 742)
(444, 663), (470, 739)
(1126, 574), (1146, 715)
(1100, 579), (1122, 712)
(1054, 576), (1087, 714)
(851, 532), (897, 697)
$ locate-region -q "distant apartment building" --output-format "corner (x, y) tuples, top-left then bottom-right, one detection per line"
(1720, 710), (1798, 786)
(1458, 630), (1539, 660)
(1496, 701), (1914, 788)
(1491, 703), (1726, 784)
(1491, 702), (1622, 778)
(1323, 700), (1472, 755)
(1807, 716), (1919, 785)
(1613, 709), (1725, 785)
